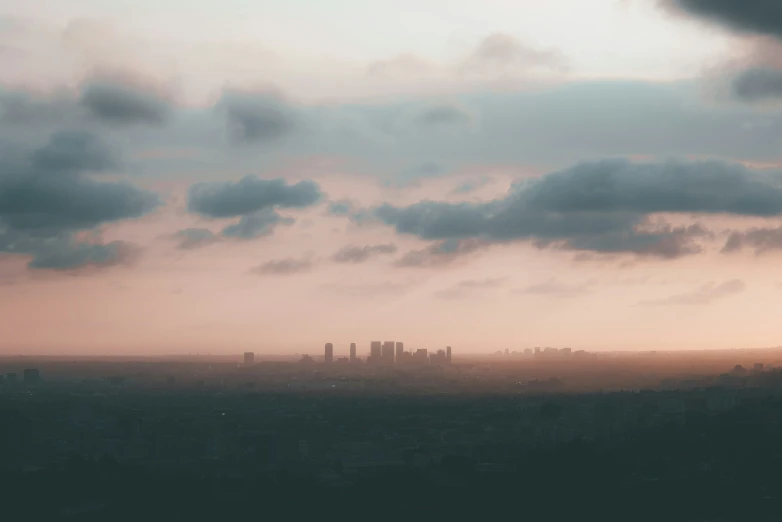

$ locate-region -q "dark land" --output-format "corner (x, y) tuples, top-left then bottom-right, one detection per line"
(2, 349), (782, 521)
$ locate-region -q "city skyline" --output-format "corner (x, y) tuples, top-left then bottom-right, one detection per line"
(3, 1), (782, 354)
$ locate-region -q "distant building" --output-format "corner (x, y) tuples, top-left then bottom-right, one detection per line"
(534, 347), (541, 356)
(23, 369), (40, 384)
(370, 341), (382, 363)
(382, 341), (395, 365)
(337, 357), (349, 364)
(396, 342), (404, 359)
(414, 349), (428, 365)
(524, 348), (532, 356)
(350, 343), (357, 362)
(754, 363), (765, 371)
(325, 343), (334, 364)
(300, 354), (314, 364)
(446, 346), (452, 362)
(6, 372), (18, 384)
(561, 348), (572, 356)
(243, 352), (255, 365)
(431, 349), (448, 365)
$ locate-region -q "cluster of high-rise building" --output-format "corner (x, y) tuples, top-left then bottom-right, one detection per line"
(321, 341), (452, 366)
(497, 347), (588, 357)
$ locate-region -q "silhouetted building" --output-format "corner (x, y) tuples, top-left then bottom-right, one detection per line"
(382, 341), (395, 365)
(562, 348), (572, 356)
(396, 342), (404, 359)
(534, 347), (541, 356)
(754, 363), (765, 371)
(325, 343), (334, 364)
(431, 349), (448, 365)
(524, 348), (532, 356)
(23, 369), (40, 384)
(446, 345), (452, 362)
(350, 343), (357, 362)
(243, 352), (255, 365)
(6, 372), (18, 384)
(414, 349), (428, 365)
(370, 341), (382, 364)
(300, 354), (314, 364)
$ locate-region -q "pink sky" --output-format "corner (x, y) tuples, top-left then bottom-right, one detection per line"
(2, 1), (782, 355)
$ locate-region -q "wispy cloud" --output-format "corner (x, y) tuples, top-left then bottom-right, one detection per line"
(640, 279), (746, 306)
(514, 278), (594, 298)
(435, 277), (508, 299)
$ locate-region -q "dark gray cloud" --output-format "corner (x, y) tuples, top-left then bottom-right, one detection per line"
(395, 239), (487, 268)
(640, 279), (745, 305)
(29, 130), (117, 174)
(732, 67), (782, 101)
(0, 90), (76, 125)
(27, 239), (137, 270)
(188, 175), (322, 219)
(79, 81), (172, 126)
(374, 159), (782, 258)
(217, 91), (296, 143)
(221, 209), (294, 239)
(251, 256), (313, 276)
(331, 243), (397, 263)
(667, 0), (782, 39)
(722, 226), (782, 253)
(0, 131), (159, 270)
(172, 228), (217, 249)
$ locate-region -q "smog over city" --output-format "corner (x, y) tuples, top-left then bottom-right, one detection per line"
(3, 0), (782, 520)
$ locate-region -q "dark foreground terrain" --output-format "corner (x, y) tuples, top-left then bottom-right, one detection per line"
(2, 354), (781, 521)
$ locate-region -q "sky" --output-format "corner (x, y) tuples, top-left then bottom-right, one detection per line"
(2, 0), (782, 355)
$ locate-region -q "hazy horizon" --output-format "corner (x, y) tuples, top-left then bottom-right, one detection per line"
(3, 0), (782, 355)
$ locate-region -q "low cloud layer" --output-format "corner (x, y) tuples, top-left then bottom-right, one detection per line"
(515, 278), (594, 298)
(80, 81), (172, 126)
(435, 277), (507, 299)
(641, 279), (746, 305)
(331, 243), (397, 264)
(722, 227), (782, 254)
(217, 91), (297, 144)
(251, 256), (313, 276)
(0, 130), (158, 270)
(395, 239), (487, 268)
(187, 176), (322, 219)
(1, 78), (173, 127)
(667, 0), (782, 40)
(172, 228), (218, 250)
(732, 67), (782, 101)
(374, 159), (782, 258)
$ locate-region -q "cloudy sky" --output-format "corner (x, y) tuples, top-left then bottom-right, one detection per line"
(2, 0), (782, 355)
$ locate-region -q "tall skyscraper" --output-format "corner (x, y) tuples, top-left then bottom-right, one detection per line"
(350, 343), (357, 362)
(382, 341), (395, 365)
(395, 342), (404, 359)
(370, 341), (382, 363)
(325, 343), (334, 364)
(243, 352), (255, 365)
(446, 346), (452, 362)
